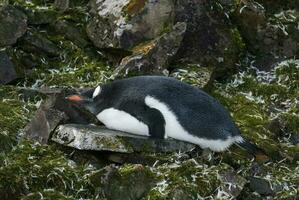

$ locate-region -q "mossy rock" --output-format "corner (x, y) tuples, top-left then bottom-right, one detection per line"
(90, 164), (157, 200)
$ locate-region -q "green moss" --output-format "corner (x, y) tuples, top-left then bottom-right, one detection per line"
(170, 65), (213, 88)
(0, 86), (37, 154)
(212, 59), (299, 161)
(0, 141), (96, 199)
(23, 39), (113, 87)
(146, 160), (232, 199)
(231, 28), (246, 51)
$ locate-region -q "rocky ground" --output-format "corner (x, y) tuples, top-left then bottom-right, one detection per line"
(0, 0), (298, 199)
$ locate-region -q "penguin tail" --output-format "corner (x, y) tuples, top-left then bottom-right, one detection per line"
(235, 137), (270, 162)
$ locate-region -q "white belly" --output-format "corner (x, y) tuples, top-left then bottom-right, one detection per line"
(145, 95), (241, 151)
(96, 108), (149, 136)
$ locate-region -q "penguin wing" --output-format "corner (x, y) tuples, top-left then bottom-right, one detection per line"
(115, 99), (166, 139)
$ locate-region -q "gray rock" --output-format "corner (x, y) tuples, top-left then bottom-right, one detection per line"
(23, 89), (101, 144)
(20, 32), (60, 56)
(23, 96), (66, 144)
(114, 22), (186, 76)
(90, 164), (156, 200)
(235, 1), (299, 70)
(249, 177), (283, 195)
(52, 20), (89, 48)
(219, 170), (247, 198)
(87, 0), (242, 77)
(87, 0), (174, 49)
(52, 124), (196, 153)
(25, 8), (58, 25)
(0, 5), (27, 47)
(0, 50), (17, 84)
(173, 0), (242, 70)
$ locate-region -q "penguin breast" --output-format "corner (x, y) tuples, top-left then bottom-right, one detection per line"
(96, 108), (150, 136)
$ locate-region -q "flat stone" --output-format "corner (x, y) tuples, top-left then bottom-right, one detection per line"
(0, 50), (17, 84)
(52, 124), (196, 153)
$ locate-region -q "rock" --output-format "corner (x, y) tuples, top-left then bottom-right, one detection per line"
(114, 22), (186, 76)
(219, 170), (247, 198)
(0, 5), (27, 47)
(51, 20), (89, 48)
(0, 51), (17, 84)
(87, 0), (174, 49)
(23, 89), (101, 144)
(90, 164), (156, 200)
(23, 96), (66, 144)
(20, 32), (60, 57)
(235, 1), (299, 70)
(52, 124), (196, 153)
(173, 0), (243, 75)
(25, 8), (58, 25)
(87, 0), (242, 77)
(234, 0), (266, 52)
(249, 177), (283, 195)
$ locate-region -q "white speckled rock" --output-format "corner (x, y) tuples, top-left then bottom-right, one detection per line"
(87, 0), (174, 49)
(52, 124), (195, 153)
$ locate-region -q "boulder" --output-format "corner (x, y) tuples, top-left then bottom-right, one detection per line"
(90, 164), (156, 200)
(51, 20), (89, 48)
(114, 22), (186, 76)
(0, 5), (27, 47)
(0, 51), (17, 84)
(87, 0), (242, 77)
(87, 0), (174, 49)
(234, 1), (299, 70)
(173, 0), (243, 74)
(20, 32), (60, 57)
(25, 8), (58, 25)
(52, 124), (196, 153)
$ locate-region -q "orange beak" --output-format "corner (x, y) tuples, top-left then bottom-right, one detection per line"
(66, 95), (83, 102)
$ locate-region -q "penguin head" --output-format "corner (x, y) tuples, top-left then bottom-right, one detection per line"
(66, 86), (102, 114)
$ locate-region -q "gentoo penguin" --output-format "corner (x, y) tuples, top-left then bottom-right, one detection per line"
(67, 76), (267, 158)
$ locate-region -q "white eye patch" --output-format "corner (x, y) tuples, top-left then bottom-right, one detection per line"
(92, 86), (101, 98)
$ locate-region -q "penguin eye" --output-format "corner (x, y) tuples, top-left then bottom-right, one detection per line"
(92, 86), (101, 98)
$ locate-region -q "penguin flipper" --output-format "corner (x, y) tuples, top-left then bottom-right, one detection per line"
(145, 107), (166, 139)
(117, 101), (166, 139)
